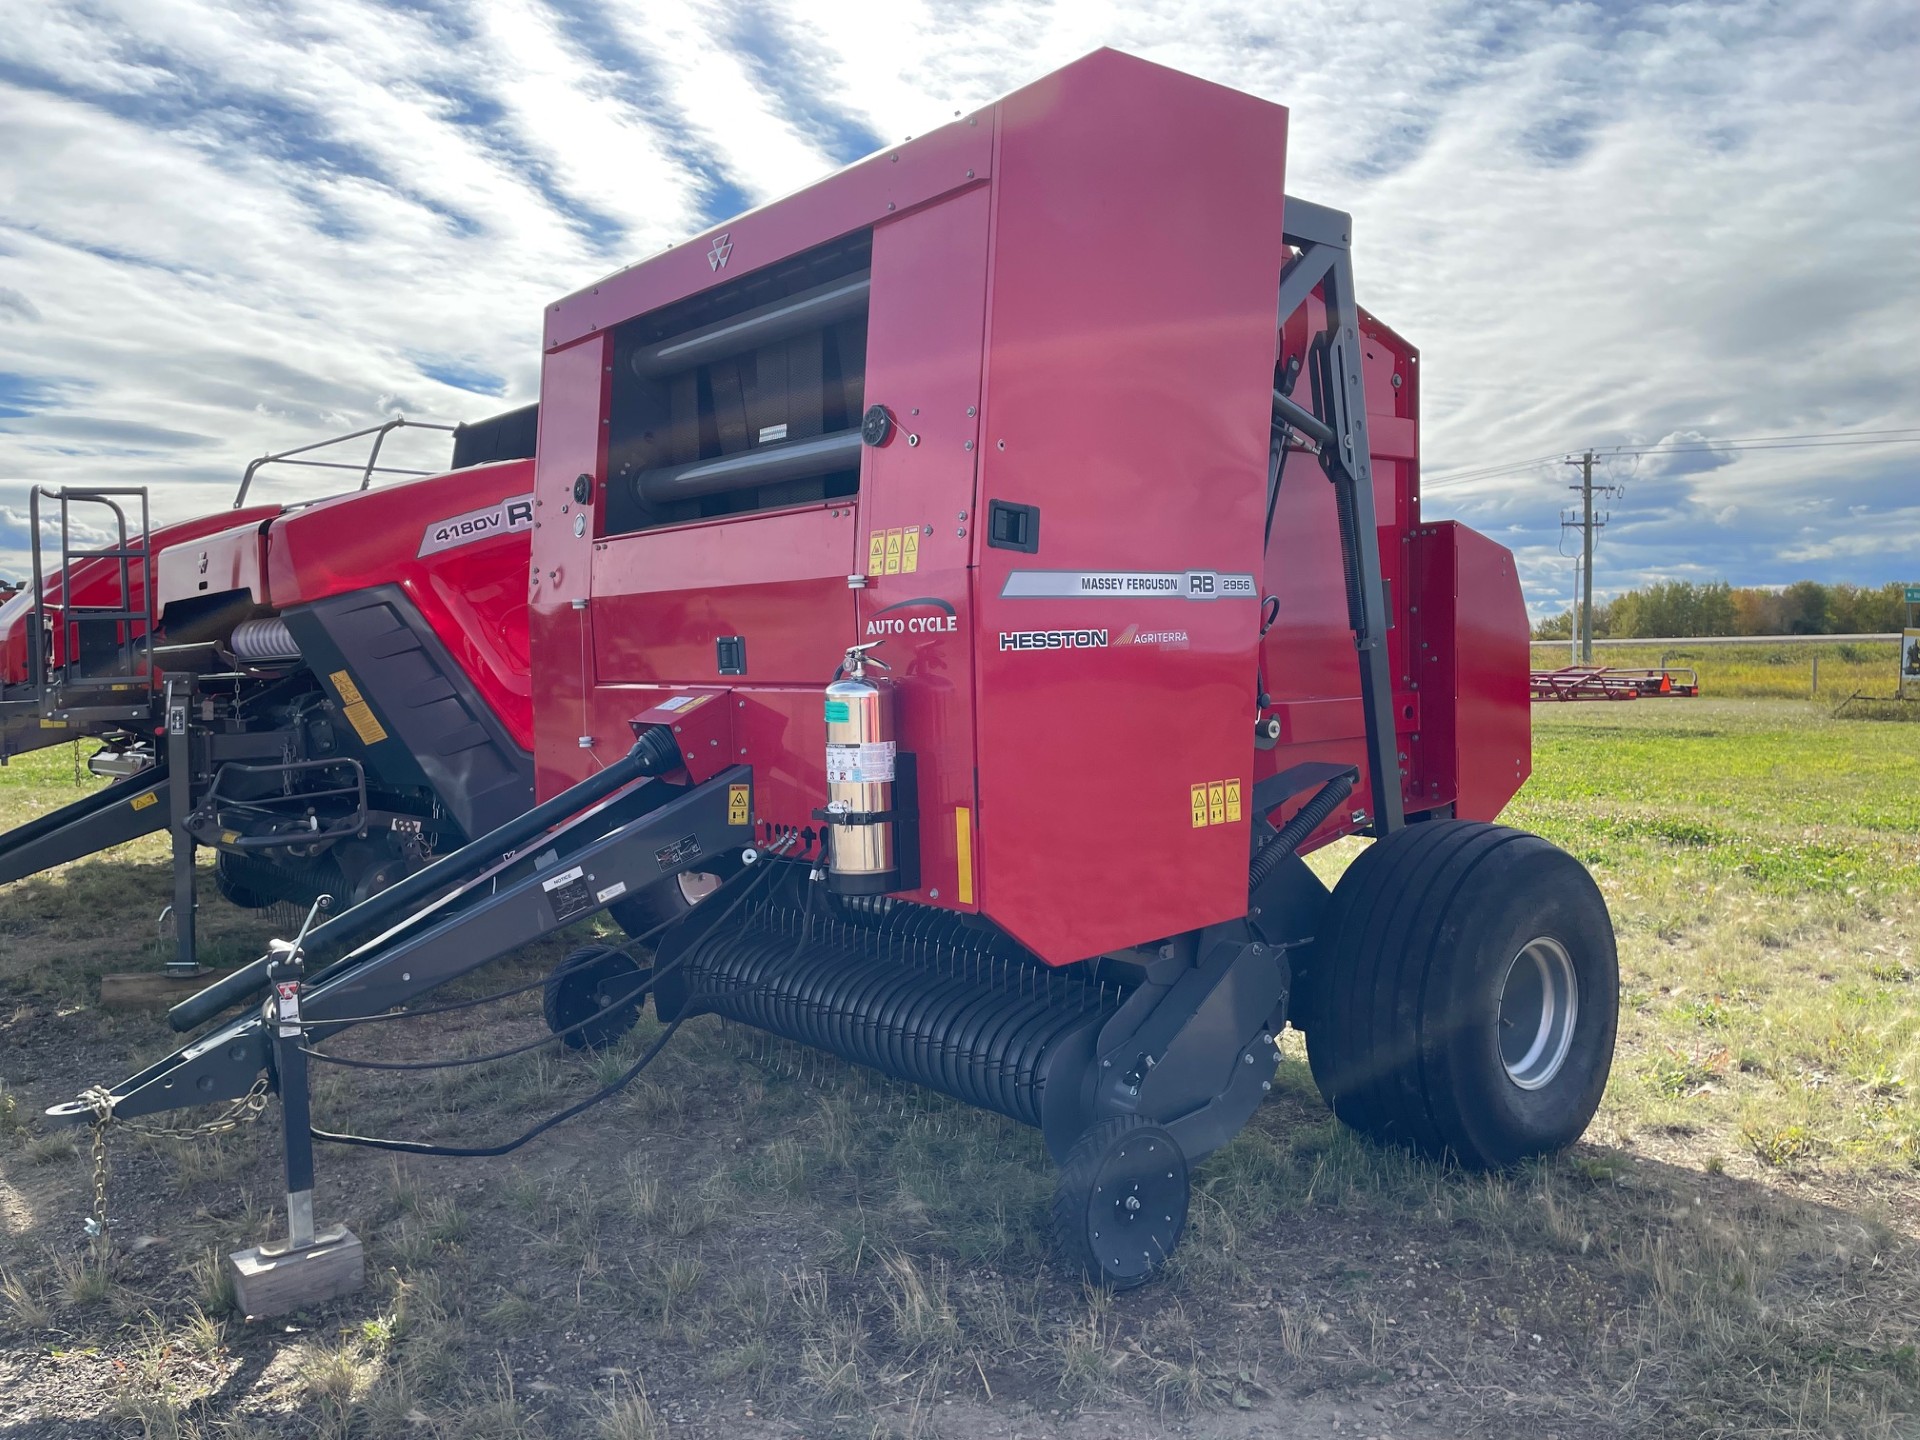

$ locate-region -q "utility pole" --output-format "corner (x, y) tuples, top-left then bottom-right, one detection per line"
(1569, 553), (1581, 664)
(1560, 451), (1613, 663)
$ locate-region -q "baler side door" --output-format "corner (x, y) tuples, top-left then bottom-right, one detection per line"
(852, 184), (993, 911)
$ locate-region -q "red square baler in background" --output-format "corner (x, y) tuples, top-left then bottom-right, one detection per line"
(58, 49), (1616, 1295)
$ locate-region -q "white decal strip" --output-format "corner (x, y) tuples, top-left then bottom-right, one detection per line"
(418, 493), (536, 557)
(1000, 569), (1256, 601)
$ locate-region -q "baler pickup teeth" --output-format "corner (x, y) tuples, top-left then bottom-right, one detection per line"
(654, 880), (1125, 1143)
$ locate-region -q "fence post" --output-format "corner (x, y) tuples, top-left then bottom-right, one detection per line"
(1811, 656), (1820, 696)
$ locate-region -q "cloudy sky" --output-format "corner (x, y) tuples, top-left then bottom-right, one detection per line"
(2, 0), (1916, 617)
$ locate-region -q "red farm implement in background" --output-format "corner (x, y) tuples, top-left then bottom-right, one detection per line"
(1529, 665), (1700, 701)
(0, 411), (540, 968)
(53, 50), (1620, 1304)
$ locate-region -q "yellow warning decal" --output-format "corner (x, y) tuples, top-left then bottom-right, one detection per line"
(883, 528), (904, 575)
(900, 528), (920, 574)
(1192, 778), (1246, 828)
(727, 784), (750, 827)
(327, 669), (389, 746)
(868, 530), (887, 573)
(39, 718), (67, 729)
(130, 791), (158, 812)
(955, 806), (975, 904)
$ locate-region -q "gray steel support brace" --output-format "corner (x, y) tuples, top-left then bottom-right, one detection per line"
(49, 765), (751, 1126)
(267, 944), (317, 1249)
(1279, 196), (1405, 835)
(164, 676), (199, 972)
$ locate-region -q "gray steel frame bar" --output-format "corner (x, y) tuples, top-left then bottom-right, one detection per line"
(1277, 196), (1405, 835)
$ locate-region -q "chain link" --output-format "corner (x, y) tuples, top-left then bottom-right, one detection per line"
(79, 1077), (273, 1249)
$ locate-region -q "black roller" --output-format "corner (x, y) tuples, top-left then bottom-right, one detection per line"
(632, 273), (870, 378)
(657, 898), (1126, 1130)
(633, 429), (863, 506)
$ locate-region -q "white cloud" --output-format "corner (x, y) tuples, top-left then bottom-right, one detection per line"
(0, 0), (1914, 605)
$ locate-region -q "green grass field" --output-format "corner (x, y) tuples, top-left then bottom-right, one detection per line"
(1, 695), (1917, 1438)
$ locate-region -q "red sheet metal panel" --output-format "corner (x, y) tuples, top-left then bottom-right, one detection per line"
(853, 185), (992, 910)
(530, 336), (613, 796)
(545, 120), (992, 353)
(589, 505), (857, 688)
(970, 52), (1288, 961)
(1407, 521), (1530, 821)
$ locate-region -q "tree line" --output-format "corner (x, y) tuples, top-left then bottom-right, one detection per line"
(1532, 580), (1913, 640)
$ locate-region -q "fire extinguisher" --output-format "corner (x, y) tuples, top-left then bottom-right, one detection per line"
(821, 642), (898, 894)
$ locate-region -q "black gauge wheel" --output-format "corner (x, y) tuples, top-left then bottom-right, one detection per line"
(1052, 1116), (1189, 1290)
(542, 945), (649, 1051)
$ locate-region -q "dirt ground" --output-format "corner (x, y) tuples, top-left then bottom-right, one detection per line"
(2, 702), (1917, 1439)
(1, 925), (1912, 1440)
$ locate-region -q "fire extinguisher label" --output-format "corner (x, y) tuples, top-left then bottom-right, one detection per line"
(826, 741), (895, 784)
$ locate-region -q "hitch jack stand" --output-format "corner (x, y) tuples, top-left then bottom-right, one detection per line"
(227, 898), (364, 1319)
(164, 676), (199, 975)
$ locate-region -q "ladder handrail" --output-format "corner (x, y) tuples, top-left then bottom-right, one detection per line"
(232, 416), (458, 509)
(25, 485), (155, 702)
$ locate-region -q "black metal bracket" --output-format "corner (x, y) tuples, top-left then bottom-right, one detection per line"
(186, 758), (370, 849)
(815, 753), (920, 896)
(1275, 196), (1404, 836)
(1082, 922), (1294, 1164)
(1250, 760), (1359, 823)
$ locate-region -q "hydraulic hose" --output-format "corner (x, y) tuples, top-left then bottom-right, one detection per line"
(168, 725), (685, 1033)
(1248, 773), (1354, 891)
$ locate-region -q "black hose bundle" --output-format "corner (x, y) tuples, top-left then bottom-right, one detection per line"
(1248, 774), (1354, 891)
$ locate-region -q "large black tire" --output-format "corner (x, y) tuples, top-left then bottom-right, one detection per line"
(542, 945), (648, 1051)
(1304, 821), (1617, 1169)
(1051, 1116), (1189, 1290)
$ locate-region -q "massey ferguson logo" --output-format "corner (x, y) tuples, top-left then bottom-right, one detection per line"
(707, 232), (733, 270)
(418, 494), (536, 557)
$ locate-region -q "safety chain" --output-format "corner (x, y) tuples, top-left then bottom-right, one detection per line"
(79, 1077), (273, 1249)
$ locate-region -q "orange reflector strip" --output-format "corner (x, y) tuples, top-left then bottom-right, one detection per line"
(955, 807), (975, 905)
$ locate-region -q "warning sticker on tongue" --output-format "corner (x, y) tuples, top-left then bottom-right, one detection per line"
(826, 741), (895, 784)
(540, 865), (597, 924)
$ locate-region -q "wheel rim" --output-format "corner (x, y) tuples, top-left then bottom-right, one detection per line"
(1498, 937), (1579, 1091)
(1085, 1132), (1186, 1281)
(677, 871), (723, 906)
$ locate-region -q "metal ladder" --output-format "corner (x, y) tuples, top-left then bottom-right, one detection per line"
(26, 486), (156, 720)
